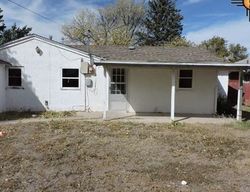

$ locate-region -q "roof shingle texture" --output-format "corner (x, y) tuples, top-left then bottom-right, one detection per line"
(73, 45), (224, 63)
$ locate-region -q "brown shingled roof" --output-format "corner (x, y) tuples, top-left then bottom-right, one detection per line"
(73, 45), (224, 63)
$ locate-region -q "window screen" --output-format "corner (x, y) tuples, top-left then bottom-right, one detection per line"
(62, 69), (79, 88)
(8, 68), (22, 87)
(111, 68), (126, 94)
(179, 70), (193, 88)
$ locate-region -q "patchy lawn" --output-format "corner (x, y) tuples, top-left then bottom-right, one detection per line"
(0, 121), (250, 192)
(0, 111), (75, 121)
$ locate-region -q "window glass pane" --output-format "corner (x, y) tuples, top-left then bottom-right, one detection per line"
(117, 75), (121, 83)
(9, 68), (21, 77)
(63, 69), (79, 77)
(117, 68), (120, 75)
(63, 79), (79, 88)
(121, 75), (125, 83)
(9, 78), (22, 86)
(111, 68), (126, 95)
(121, 84), (126, 94)
(113, 68), (117, 75)
(112, 75), (117, 82)
(121, 69), (125, 75)
(180, 70), (192, 78)
(179, 79), (192, 88)
(9, 68), (22, 86)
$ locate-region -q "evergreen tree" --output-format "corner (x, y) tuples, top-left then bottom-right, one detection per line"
(0, 24), (32, 45)
(137, 0), (183, 45)
(0, 8), (32, 45)
(0, 8), (6, 33)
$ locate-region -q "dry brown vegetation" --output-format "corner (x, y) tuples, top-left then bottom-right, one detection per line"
(0, 120), (250, 192)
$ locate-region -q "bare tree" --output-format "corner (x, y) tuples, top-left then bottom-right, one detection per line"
(62, 9), (100, 45)
(62, 0), (144, 45)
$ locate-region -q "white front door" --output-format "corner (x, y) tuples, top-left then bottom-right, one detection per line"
(110, 68), (128, 111)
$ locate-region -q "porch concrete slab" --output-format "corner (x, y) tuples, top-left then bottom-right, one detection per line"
(76, 112), (103, 119)
(106, 112), (236, 124)
(65, 112), (236, 124)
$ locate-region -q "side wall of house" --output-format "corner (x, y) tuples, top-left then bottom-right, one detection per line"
(0, 65), (6, 112)
(0, 39), (106, 112)
(127, 67), (217, 114)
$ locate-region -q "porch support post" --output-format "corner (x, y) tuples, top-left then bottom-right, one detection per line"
(171, 69), (176, 122)
(103, 67), (110, 120)
(236, 71), (243, 121)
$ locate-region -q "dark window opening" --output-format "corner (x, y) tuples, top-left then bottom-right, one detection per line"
(62, 69), (79, 88)
(8, 68), (22, 87)
(229, 72), (239, 80)
(179, 70), (193, 89)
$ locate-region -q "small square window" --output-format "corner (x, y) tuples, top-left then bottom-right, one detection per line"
(62, 69), (79, 88)
(8, 68), (22, 87)
(179, 70), (193, 89)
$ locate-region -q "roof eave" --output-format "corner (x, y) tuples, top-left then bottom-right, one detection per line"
(0, 59), (12, 66)
(94, 60), (250, 69)
(0, 34), (102, 60)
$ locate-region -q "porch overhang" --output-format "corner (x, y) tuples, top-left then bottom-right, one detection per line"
(0, 59), (12, 66)
(95, 60), (250, 70)
(99, 60), (250, 122)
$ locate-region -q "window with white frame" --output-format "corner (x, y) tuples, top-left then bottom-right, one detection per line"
(8, 68), (22, 87)
(111, 68), (126, 94)
(62, 68), (79, 88)
(179, 70), (193, 89)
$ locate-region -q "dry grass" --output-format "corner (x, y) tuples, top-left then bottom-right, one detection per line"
(0, 111), (75, 121)
(0, 121), (250, 191)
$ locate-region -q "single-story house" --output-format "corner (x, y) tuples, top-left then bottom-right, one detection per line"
(0, 34), (249, 120)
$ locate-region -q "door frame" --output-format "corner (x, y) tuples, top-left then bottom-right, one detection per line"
(109, 67), (129, 112)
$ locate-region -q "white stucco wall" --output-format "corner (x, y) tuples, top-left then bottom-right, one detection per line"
(128, 67), (171, 113)
(0, 37), (219, 115)
(0, 38), (105, 112)
(0, 65), (6, 112)
(175, 68), (217, 114)
(218, 71), (229, 98)
(125, 67), (217, 114)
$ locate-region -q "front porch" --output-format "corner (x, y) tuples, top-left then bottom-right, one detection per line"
(100, 64), (246, 121)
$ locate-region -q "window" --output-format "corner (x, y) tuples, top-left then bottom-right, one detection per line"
(62, 69), (79, 88)
(8, 68), (22, 87)
(179, 70), (193, 89)
(111, 68), (126, 94)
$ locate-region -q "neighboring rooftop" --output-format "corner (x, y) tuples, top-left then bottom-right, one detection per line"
(73, 45), (224, 63)
(236, 57), (250, 64)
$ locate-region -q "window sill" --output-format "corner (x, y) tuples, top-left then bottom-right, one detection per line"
(61, 87), (81, 90)
(6, 86), (24, 90)
(177, 88), (193, 91)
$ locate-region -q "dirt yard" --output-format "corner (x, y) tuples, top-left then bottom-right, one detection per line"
(0, 120), (250, 192)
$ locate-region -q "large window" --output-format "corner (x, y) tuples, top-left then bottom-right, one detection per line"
(111, 68), (126, 95)
(179, 70), (193, 89)
(62, 68), (79, 88)
(8, 68), (22, 87)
